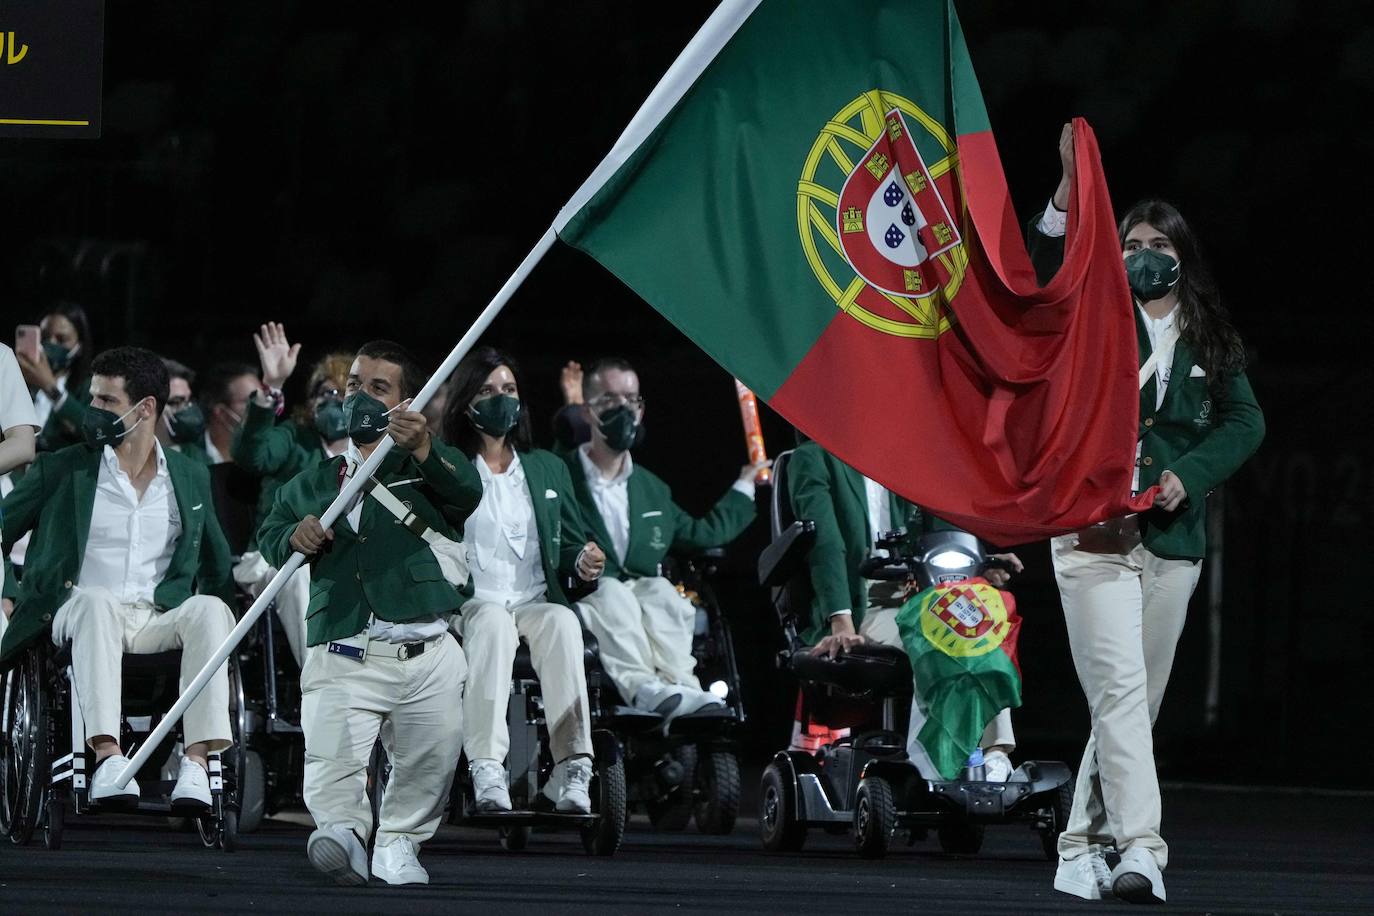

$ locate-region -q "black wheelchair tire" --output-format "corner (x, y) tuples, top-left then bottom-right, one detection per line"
(853, 776), (896, 859)
(44, 793), (64, 850)
(237, 749), (266, 835)
(693, 750), (740, 836)
(1, 649), (49, 846)
(1040, 778), (1074, 861)
(647, 744), (695, 831)
(759, 762), (806, 852)
(581, 738), (627, 857)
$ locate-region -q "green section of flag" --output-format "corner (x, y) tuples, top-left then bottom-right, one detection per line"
(558, 0), (985, 399)
(896, 584), (1021, 780)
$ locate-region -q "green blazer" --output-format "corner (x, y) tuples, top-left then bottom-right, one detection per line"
(0, 443), (236, 668)
(258, 437), (482, 647)
(563, 449), (756, 581)
(469, 448), (591, 607)
(1027, 217), (1265, 559)
(231, 401), (327, 549)
(787, 441), (928, 646)
(36, 373), (91, 452)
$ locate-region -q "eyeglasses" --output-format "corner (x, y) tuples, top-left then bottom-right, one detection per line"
(589, 393), (645, 412)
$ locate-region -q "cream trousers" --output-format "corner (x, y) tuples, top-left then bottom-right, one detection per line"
(459, 599), (593, 764)
(576, 575), (700, 704)
(1051, 531), (1202, 870)
(51, 587), (235, 751)
(300, 633), (466, 847)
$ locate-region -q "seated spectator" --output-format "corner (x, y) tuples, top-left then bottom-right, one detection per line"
(158, 358), (211, 464)
(16, 301), (94, 452)
(198, 361), (262, 465)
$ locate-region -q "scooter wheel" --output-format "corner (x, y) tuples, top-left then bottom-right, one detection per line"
(854, 776), (896, 859)
(759, 762), (806, 852)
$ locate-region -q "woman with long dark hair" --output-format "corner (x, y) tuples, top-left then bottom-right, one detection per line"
(1031, 125), (1265, 905)
(16, 301), (94, 451)
(440, 345), (606, 814)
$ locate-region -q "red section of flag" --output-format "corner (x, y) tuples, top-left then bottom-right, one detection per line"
(774, 119), (1157, 545)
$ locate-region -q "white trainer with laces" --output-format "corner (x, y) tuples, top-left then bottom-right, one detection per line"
(169, 757), (212, 810)
(372, 836), (429, 885)
(1112, 846), (1167, 904)
(555, 757), (593, 814)
(982, 748), (1014, 783)
(1054, 848), (1114, 900)
(89, 754), (140, 805)
(470, 757), (512, 812)
(307, 825), (369, 886)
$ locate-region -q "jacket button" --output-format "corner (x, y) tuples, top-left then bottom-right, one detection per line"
(64, 580), (73, 589)
(356, 572), (362, 581)
(1143, 418), (1153, 427)
(358, 535), (367, 543)
(42, 613), (52, 622)
(1142, 456), (1153, 466)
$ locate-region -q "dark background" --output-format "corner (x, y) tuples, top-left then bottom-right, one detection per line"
(3, 1), (1371, 786)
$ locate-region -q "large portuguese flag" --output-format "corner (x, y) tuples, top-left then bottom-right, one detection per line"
(555, 0), (1155, 544)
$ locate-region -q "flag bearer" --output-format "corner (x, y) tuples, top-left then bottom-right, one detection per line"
(259, 340), (482, 886)
(1033, 123), (1265, 905)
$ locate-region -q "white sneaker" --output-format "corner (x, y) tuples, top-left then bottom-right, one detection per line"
(372, 836), (429, 885)
(632, 681), (684, 716)
(1112, 846), (1167, 904)
(1054, 848), (1114, 900)
(307, 825), (369, 886)
(555, 757), (593, 814)
(89, 754), (140, 805)
(470, 758), (512, 812)
(982, 748), (1013, 783)
(675, 686), (726, 717)
(170, 757), (212, 810)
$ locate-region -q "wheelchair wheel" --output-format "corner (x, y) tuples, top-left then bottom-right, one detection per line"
(581, 736), (627, 856)
(693, 750), (740, 836)
(1040, 778), (1074, 861)
(647, 744), (695, 831)
(44, 793), (64, 850)
(759, 761), (806, 852)
(237, 749), (266, 835)
(1, 649), (50, 846)
(937, 819), (985, 855)
(499, 825), (530, 851)
(853, 776), (896, 859)
(221, 808), (239, 852)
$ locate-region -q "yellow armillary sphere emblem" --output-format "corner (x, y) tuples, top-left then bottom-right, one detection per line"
(797, 90), (968, 338)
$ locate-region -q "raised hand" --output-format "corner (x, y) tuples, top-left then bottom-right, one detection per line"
(254, 322), (301, 390)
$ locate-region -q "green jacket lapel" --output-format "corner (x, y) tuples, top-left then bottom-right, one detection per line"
(567, 451), (618, 566)
(521, 453), (556, 567)
(1159, 338), (1197, 413)
(164, 450), (198, 575)
(1136, 307), (1158, 420)
(836, 459), (868, 543)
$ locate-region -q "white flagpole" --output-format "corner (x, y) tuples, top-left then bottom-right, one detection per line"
(119, 0), (764, 788)
(117, 228), (557, 786)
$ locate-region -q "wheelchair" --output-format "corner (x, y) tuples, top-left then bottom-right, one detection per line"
(209, 461), (307, 834)
(605, 551), (746, 836)
(0, 639), (243, 851)
(755, 448), (1073, 859)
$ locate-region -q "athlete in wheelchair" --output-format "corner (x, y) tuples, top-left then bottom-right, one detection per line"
(756, 441), (1072, 858)
(0, 346), (242, 850)
(556, 357), (761, 834)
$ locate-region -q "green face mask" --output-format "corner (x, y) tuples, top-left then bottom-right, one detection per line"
(596, 404), (640, 452)
(313, 399), (347, 441)
(343, 391), (390, 444)
(83, 403), (142, 450)
(166, 402), (206, 444)
(1124, 248), (1180, 303)
(43, 341), (75, 372)
(468, 394), (521, 437)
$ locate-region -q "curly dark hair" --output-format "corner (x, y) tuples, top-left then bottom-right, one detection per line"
(440, 345), (533, 456)
(1119, 199), (1247, 385)
(91, 346), (171, 415)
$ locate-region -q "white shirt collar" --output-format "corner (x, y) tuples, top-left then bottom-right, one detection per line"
(577, 442), (632, 487)
(475, 448), (524, 485)
(101, 439), (170, 479)
(1137, 301), (1179, 330)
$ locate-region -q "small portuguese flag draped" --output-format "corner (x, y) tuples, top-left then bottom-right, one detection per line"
(555, 0), (1156, 545)
(895, 579), (1022, 779)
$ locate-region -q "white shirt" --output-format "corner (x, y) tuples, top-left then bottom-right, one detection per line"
(32, 373), (68, 433)
(577, 444), (633, 563)
(832, 475), (894, 620)
(204, 431), (228, 465)
(0, 344), (39, 434)
(463, 451), (547, 608)
(339, 441), (448, 643)
(78, 442), (181, 605)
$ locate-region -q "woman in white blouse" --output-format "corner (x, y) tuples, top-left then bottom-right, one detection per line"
(441, 346), (606, 815)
